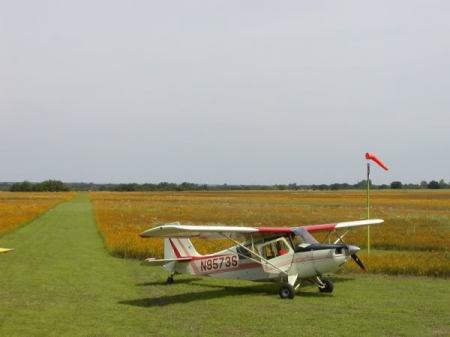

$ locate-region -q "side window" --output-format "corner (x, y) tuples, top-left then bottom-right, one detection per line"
(260, 239), (290, 260)
(262, 243), (276, 260)
(276, 240), (289, 256)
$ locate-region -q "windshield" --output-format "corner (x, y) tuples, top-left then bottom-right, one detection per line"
(292, 227), (319, 244)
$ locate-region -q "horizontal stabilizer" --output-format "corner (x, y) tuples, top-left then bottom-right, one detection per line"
(142, 257), (192, 266)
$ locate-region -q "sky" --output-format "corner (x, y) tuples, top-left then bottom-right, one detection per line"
(1, 0), (449, 185)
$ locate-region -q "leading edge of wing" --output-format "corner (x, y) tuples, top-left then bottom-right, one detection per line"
(140, 222), (294, 239)
(140, 222), (259, 238)
(304, 219), (384, 232)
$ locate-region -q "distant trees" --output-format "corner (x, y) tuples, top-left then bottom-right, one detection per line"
(390, 181), (403, 189)
(107, 182), (209, 192)
(86, 180), (450, 191)
(427, 180), (440, 189)
(4, 179), (449, 192)
(424, 180), (450, 189)
(439, 179), (448, 189)
(10, 181), (34, 192)
(10, 180), (70, 192)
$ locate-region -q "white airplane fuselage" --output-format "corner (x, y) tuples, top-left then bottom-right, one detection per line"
(169, 239), (349, 282)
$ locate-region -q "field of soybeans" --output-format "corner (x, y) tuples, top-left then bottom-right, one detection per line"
(0, 192), (75, 236)
(91, 190), (449, 278)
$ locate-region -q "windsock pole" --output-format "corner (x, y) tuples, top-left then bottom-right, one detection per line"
(364, 152), (388, 256)
(366, 162), (371, 255)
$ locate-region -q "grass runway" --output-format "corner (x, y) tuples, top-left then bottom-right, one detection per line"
(0, 194), (449, 337)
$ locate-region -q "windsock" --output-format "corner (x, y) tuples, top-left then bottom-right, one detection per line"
(365, 153), (388, 171)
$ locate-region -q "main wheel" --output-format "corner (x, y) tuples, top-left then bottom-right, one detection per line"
(166, 276), (174, 284)
(319, 279), (333, 293)
(279, 283), (295, 299)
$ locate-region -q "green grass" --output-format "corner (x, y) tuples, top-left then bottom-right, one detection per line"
(1, 194), (449, 337)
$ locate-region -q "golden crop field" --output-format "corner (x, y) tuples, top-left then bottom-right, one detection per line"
(0, 192), (75, 236)
(90, 190), (450, 277)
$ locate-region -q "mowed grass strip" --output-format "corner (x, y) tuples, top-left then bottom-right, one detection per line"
(0, 193), (449, 337)
(0, 192), (75, 236)
(0, 193), (154, 337)
(90, 190), (450, 277)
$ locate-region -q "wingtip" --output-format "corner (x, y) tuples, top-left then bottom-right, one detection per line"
(139, 229), (151, 238)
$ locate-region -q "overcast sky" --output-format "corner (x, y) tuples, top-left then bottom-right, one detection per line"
(1, 1), (449, 184)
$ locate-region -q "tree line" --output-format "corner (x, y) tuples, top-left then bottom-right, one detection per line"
(1, 179), (448, 192)
(8, 180), (70, 192)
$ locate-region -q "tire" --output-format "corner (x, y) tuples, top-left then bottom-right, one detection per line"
(279, 283), (295, 299)
(166, 276), (174, 285)
(319, 279), (333, 293)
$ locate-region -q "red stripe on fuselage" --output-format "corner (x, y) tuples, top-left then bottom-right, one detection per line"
(183, 252), (340, 276)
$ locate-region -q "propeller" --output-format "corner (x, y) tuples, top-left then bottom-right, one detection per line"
(333, 234), (367, 272)
(351, 253), (366, 271)
(345, 245), (366, 272)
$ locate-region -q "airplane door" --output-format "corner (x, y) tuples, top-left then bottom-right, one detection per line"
(258, 238), (294, 274)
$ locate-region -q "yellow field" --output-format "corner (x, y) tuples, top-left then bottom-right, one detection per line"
(90, 190), (450, 277)
(0, 192), (75, 236)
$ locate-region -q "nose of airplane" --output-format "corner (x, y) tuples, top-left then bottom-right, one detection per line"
(346, 245), (360, 255)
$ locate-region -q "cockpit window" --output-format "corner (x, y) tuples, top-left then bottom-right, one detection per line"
(291, 233), (303, 247)
(292, 227), (319, 244)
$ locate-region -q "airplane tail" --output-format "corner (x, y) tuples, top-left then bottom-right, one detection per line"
(164, 238), (200, 259)
(142, 238), (201, 276)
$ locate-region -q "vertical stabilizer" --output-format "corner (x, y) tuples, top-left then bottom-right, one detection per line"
(164, 238), (200, 259)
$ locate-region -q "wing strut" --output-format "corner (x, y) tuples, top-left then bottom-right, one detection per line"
(333, 230), (350, 244)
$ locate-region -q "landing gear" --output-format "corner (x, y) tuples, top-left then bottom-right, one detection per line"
(279, 283), (295, 299)
(166, 275), (174, 284)
(318, 278), (334, 293)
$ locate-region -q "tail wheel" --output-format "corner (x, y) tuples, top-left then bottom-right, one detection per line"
(279, 283), (295, 299)
(319, 279), (334, 293)
(166, 276), (174, 284)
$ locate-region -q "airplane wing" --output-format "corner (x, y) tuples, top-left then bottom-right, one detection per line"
(140, 222), (292, 239)
(140, 219), (383, 239)
(0, 248), (13, 254)
(303, 219), (384, 232)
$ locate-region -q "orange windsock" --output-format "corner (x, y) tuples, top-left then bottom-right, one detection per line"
(365, 153), (388, 171)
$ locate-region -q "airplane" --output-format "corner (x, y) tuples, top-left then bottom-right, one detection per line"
(140, 218), (383, 299)
(0, 248), (13, 254)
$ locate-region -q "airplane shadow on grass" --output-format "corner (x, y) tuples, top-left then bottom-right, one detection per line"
(118, 276), (355, 307)
(135, 277), (203, 287)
